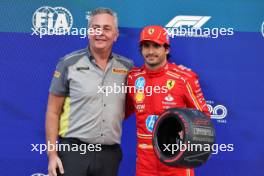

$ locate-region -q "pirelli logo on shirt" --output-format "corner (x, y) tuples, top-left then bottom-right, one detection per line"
(53, 71), (61, 78)
(112, 68), (128, 74)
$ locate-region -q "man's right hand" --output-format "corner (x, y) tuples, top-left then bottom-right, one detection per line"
(48, 154), (64, 176)
(45, 94), (65, 176)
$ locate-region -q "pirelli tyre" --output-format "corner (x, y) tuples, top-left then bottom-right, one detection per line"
(152, 108), (215, 168)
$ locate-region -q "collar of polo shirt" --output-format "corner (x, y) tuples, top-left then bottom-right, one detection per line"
(87, 46), (114, 63)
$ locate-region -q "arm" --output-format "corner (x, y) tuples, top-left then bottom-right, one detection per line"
(184, 77), (210, 117)
(125, 92), (134, 119)
(45, 93), (65, 176)
(46, 59), (68, 176)
(124, 74), (135, 119)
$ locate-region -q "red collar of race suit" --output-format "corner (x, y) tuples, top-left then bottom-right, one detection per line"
(143, 62), (169, 78)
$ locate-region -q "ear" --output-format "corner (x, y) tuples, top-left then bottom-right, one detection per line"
(113, 30), (119, 42)
(165, 47), (170, 55)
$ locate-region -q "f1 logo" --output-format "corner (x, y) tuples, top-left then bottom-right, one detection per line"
(165, 15), (211, 28)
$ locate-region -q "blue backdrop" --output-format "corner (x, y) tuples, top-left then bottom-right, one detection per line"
(0, 0), (264, 176)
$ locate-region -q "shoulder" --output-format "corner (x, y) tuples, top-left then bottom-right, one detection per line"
(127, 66), (146, 85)
(128, 66), (146, 77)
(58, 48), (88, 68)
(168, 63), (199, 80)
(112, 53), (134, 70)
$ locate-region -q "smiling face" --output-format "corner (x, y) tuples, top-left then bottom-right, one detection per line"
(141, 41), (169, 70)
(88, 13), (119, 52)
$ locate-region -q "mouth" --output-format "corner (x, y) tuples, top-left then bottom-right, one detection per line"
(95, 36), (107, 41)
(146, 55), (158, 60)
(95, 38), (106, 42)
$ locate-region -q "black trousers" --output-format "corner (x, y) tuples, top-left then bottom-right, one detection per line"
(57, 137), (122, 176)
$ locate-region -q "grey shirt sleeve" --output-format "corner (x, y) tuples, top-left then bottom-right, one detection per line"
(49, 60), (69, 96)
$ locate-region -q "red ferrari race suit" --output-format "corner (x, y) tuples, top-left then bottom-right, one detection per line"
(126, 62), (210, 176)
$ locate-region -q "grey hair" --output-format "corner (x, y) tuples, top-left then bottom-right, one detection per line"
(88, 7), (118, 30)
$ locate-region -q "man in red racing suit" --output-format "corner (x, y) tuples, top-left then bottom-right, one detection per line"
(126, 25), (210, 176)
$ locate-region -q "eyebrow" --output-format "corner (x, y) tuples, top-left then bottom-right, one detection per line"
(91, 24), (112, 28)
(143, 42), (161, 47)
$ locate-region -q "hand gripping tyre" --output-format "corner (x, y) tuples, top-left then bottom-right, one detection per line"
(152, 108), (215, 168)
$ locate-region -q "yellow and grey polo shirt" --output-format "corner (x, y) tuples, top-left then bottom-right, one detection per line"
(49, 48), (133, 145)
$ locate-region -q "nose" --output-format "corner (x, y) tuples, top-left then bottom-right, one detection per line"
(148, 46), (155, 54)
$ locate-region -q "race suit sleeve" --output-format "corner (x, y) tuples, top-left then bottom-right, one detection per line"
(184, 76), (210, 117)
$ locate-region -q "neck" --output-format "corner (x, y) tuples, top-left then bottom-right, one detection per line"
(89, 47), (112, 71)
(90, 46), (111, 62)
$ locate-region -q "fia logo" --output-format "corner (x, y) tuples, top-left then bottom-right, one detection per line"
(32, 6), (73, 34)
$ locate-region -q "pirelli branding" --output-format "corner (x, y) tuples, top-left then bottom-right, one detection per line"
(112, 68), (128, 74)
